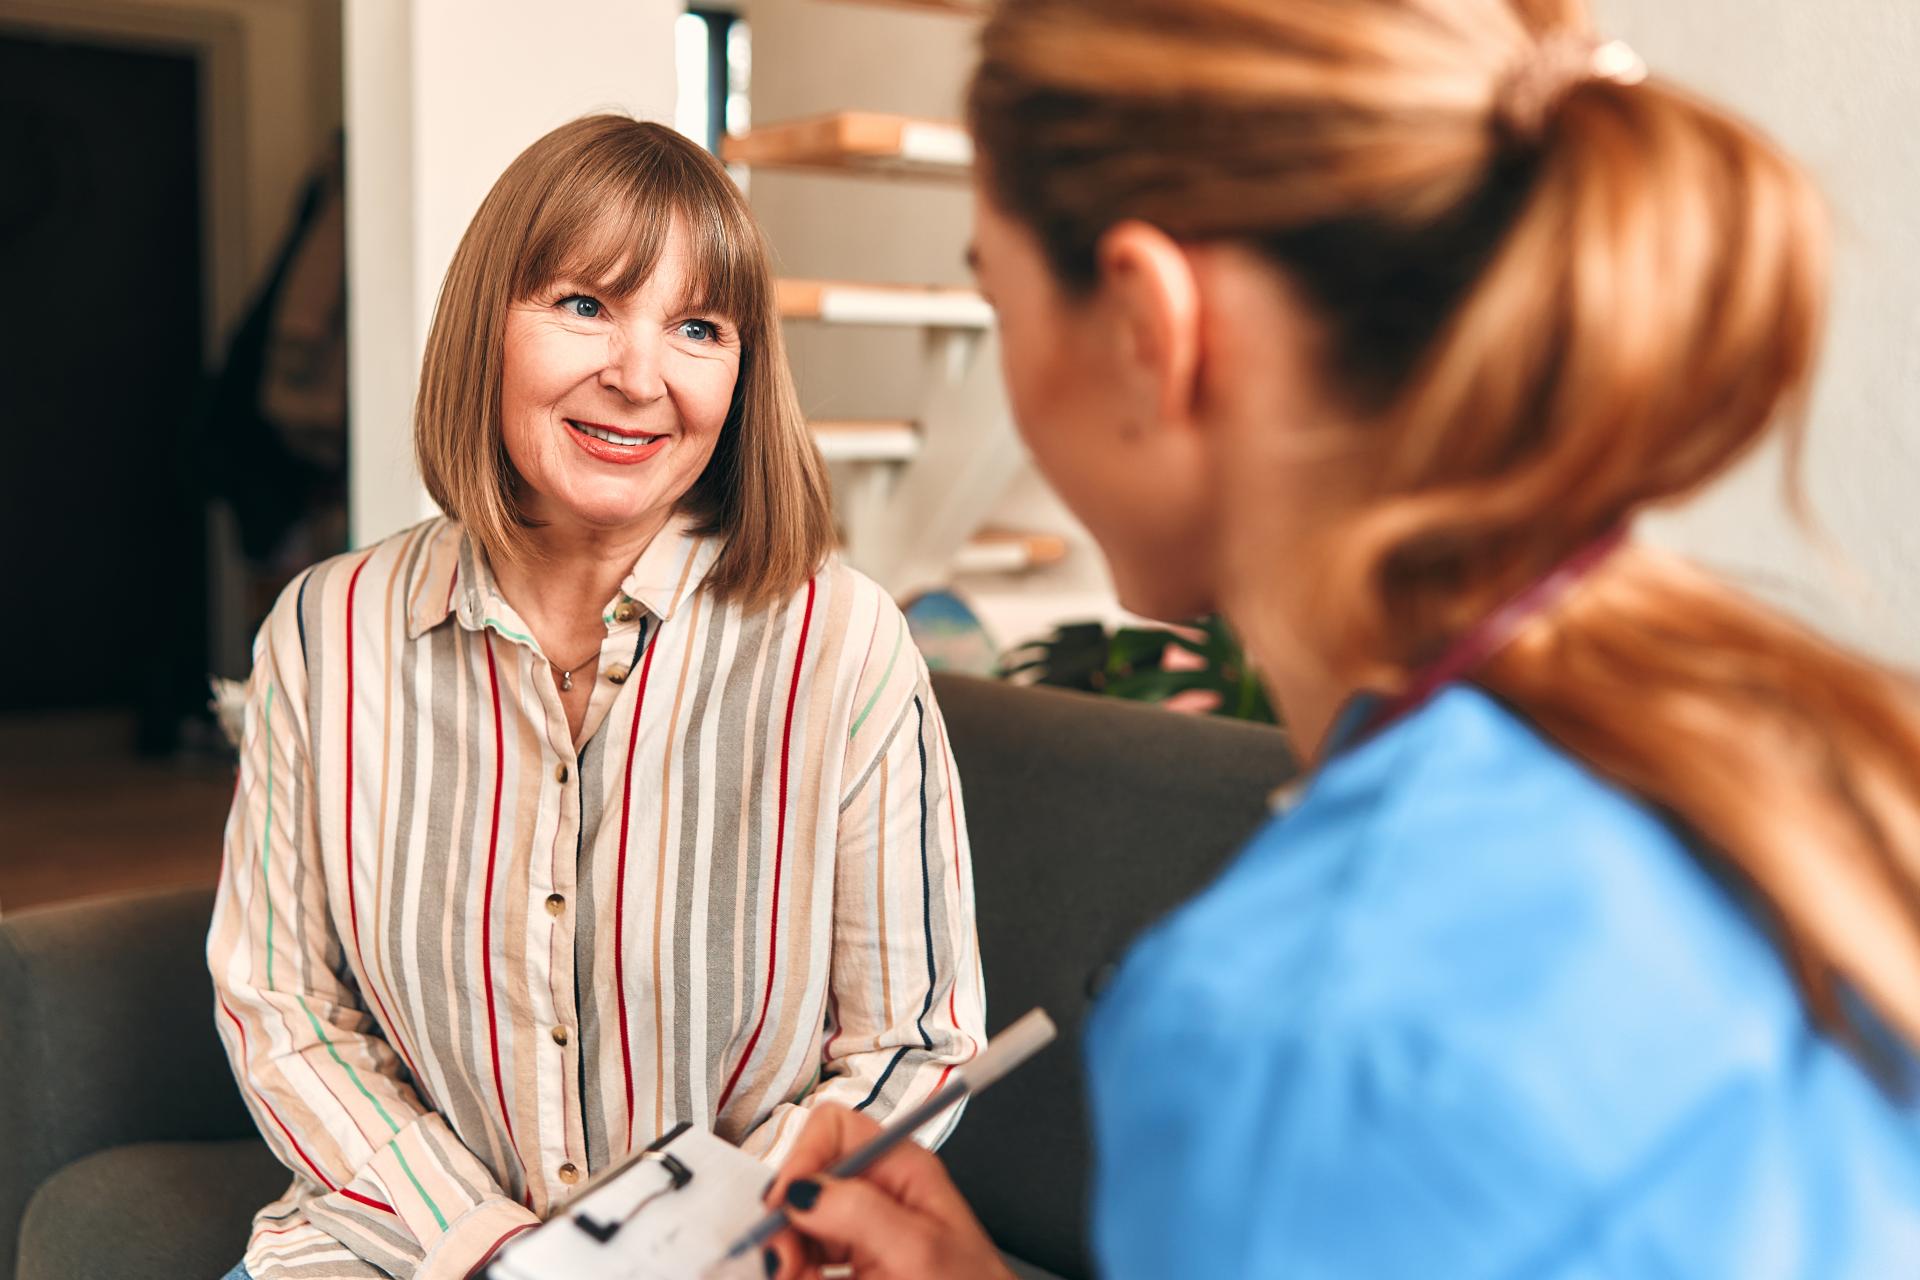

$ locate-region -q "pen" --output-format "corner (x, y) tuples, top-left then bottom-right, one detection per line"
(713, 1008), (1057, 1269)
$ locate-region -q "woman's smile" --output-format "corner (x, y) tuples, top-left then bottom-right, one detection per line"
(563, 416), (671, 465)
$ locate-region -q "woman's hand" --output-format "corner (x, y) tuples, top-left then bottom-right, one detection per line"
(761, 1104), (1016, 1280)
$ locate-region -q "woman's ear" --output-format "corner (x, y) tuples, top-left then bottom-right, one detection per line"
(1094, 220), (1202, 434)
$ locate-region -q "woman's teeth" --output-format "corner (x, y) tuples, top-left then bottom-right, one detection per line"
(571, 421), (660, 447)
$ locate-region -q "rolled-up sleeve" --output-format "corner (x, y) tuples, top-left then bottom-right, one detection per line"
(208, 583), (539, 1279)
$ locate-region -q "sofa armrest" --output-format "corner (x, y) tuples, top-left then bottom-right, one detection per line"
(0, 885), (256, 1280)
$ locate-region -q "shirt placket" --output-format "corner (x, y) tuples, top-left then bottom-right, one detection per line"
(532, 594), (652, 1206)
(472, 614), (579, 1209)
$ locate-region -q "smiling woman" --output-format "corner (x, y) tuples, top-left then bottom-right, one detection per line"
(205, 116), (984, 1280)
(417, 114), (830, 611)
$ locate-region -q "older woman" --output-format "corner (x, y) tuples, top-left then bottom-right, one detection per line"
(208, 115), (983, 1280)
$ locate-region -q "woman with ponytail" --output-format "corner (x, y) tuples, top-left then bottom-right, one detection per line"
(763, 1), (1920, 1275)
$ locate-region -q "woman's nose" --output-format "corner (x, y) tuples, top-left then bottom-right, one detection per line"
(599, 328), (667, 404)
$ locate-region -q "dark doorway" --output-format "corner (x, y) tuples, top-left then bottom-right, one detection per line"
(0, 34), (206, 718)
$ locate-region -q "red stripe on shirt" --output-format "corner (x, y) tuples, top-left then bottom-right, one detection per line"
(716, 578), (816, 1114)
(481, 632), (518, 1155)
(220, 997), (340, 1193)
(615, 619), (663, 1149)
(339, 1188), (398, 1215)
(936, 715), (973, 1053)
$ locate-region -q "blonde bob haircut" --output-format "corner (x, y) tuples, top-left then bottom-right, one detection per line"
(415, 114), (833, 607)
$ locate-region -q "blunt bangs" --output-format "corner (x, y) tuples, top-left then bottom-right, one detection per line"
(508, 131), (768, 335)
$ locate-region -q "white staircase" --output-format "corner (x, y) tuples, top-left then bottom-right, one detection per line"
(728, 0), (1064, 599)
(831, 0), (987, 11)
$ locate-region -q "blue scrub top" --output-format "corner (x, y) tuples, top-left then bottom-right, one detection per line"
(1086, 685), (1920, 1278)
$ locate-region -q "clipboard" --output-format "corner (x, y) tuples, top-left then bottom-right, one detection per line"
(489, 1123), (771, 1280)
(490, 1010), (1057, 1279)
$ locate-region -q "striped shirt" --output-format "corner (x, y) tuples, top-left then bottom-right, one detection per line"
(208, 514), (984, 1280)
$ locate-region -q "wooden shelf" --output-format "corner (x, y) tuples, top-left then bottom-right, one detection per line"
(722, 112), (971, 181)
(777, 278), (993, 329)
(811, 419), (921, 463)
(953, 530), (1071, 576)
(828, 0), (988, 13)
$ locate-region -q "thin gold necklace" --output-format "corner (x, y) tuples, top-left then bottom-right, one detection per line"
(553, 649), (599, 692)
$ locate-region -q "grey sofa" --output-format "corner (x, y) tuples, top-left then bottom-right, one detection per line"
(2, 674), (1293, 1280)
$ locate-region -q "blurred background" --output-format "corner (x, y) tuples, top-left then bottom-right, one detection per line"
(0, 0), (1914, 913)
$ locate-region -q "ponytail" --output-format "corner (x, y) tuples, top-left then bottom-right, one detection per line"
(1336, 70), (1920, 1052)
(971, 0), (1920, 1052)
(1484, 550), (1920, 1055)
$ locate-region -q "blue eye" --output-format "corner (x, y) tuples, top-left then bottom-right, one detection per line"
(678, 319), (719, 342)
(558, 295), (602, 319)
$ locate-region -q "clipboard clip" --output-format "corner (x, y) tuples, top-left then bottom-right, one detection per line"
(571, 1148), (694, 1243)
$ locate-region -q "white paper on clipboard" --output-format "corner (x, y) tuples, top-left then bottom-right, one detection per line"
(489, 1125), (771, 1280)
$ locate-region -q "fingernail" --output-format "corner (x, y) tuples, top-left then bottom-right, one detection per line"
(784, 1178), (820, 1211)
(762, 1246), (779, 1278)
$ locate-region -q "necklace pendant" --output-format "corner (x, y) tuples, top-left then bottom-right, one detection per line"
(561, 670), (573, 692)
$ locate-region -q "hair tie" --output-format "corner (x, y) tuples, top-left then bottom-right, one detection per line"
(1496, 34), (1648, 142)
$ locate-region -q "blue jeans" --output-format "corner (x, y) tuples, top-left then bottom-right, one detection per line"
(220, 1266), (251, 1280)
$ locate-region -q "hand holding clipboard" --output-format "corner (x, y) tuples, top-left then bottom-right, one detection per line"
(488, 1009), (1056, 1280)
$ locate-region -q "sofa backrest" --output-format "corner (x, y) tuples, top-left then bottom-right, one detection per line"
(930, 674), (1295, 1280)
(0, 885), (258, 1280)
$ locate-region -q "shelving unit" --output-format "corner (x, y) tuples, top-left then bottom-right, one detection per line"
(723, 112), (971, 181)
(953, 530), (1071, 576)
(809, 419), (920, 463)
(833, 0), (986, 13)
(734, 0), (1063, 599)
(777, 278), (992, 329)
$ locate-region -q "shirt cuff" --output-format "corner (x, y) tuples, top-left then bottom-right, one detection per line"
(415, 1197), (541, 1280)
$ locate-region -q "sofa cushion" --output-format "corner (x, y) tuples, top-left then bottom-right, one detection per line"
(18, 1140), (284, 1280)
(930, 675), (1294, 1280)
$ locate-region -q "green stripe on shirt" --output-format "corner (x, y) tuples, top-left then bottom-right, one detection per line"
(851, 617), (906, 740)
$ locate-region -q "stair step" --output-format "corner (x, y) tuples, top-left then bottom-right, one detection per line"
(811, 419), (921, 463)
(954, 531), (1071, 576)
(830, 0), (986, 12)
(777, 278), (993, 329)
(723, 112), (972, 181)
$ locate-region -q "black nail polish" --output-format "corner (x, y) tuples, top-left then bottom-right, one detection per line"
(762, 1246), (780, 1277)
(784, 1178), (821, 1211)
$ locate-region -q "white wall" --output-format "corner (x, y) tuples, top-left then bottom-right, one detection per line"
(343, 0), (682, 546)
(1599, 0), (1919, 663)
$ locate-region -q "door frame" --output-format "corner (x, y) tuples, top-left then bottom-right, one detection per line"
(0, 0), (337, 366)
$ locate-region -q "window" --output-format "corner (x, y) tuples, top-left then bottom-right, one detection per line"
(674, 6), (749, 156)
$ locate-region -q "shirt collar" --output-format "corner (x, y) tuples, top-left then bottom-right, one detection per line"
(618, 512), (721, 623)
(404, 514), (718, 640)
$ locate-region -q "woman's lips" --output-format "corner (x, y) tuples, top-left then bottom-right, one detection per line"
(565, 419), (669, 466)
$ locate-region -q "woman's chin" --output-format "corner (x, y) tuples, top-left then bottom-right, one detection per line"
(1115, 583), (1216, 625)
(533, 487), (678, 540)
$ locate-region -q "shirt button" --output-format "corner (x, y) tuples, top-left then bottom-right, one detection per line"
(554, 762), (570, 784)
(613, 600), (639, 623)
(545, 893), (566, 917)
(557, 1162), (580, 1184)
(551, 1025), (570, 1046)
(605, 663), (631, 685)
